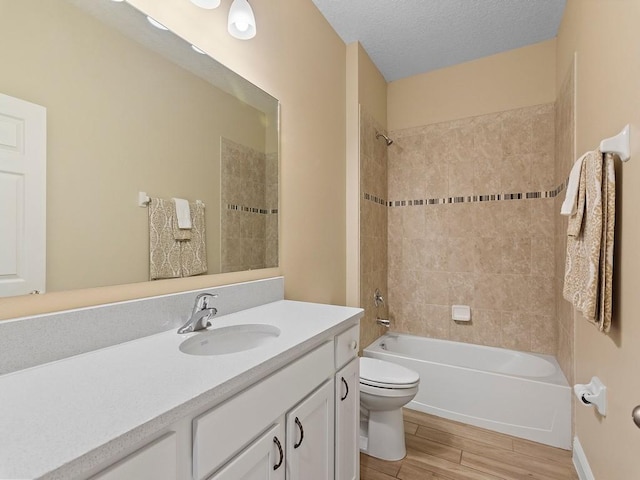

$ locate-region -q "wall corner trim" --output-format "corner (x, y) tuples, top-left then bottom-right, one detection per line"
(572, 436), (595, 480)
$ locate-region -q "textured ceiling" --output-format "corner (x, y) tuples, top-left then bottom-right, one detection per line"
(311, 0), (566, 82)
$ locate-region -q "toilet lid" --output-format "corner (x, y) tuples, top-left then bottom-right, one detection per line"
(359, 357), (420, 387)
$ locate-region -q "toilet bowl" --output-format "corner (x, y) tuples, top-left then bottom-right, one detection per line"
(359, 357), (420, 461)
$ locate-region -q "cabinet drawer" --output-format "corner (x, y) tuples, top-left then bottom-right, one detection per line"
(335, 324), (359, 369)
(193, 341), (334, 480)
(91, 432), (176, 480)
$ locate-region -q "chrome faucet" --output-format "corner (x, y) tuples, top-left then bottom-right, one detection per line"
(376, 317), (390, 328)
(177, 293), (218, 334)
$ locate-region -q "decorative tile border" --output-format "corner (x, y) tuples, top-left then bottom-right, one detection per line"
(363, 178), (569, 208)
(226, 204), (278, 214)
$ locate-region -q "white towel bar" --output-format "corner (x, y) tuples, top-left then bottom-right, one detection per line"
(600, 124), (630, 162)
(137, 192), (204, 207)
(138, 191), (151, 207)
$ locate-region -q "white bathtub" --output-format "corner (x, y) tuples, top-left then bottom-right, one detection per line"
(364, 333), (571, 449)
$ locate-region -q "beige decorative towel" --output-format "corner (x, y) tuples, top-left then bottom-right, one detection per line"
(563, 150), (615, 332)
(181, 201), (208, 277)
(149, 198), (182, 280)
(149, 199), (208, 279)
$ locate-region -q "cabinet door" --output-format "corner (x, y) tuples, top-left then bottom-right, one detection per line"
(286, 380), (335, 480)
(335, 358), (359, 480)
(210, 422), (285, 480)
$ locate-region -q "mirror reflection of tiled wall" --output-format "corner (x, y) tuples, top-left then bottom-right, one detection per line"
(221, 138), (278, 273)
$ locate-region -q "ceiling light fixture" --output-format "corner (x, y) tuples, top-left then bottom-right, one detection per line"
(190, 0), (221, 9)
(228, 0), (256, 40)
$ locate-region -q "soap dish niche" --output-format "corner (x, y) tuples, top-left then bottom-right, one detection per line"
(452, 305), (471, 323)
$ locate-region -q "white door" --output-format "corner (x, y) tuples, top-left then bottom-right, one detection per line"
(0, 93), (46, 296)
(335, 358), (359, 480)
(286, 380), (335, 480)
(210, 422), (285, 480)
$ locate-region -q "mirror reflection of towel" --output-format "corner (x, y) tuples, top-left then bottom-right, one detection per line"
(181, 201), (207, 277)
(149, 198), (207, 280)
(149, 198), (182, 279)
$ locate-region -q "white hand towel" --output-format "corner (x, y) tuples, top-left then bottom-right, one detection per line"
(561, 152), (589, 216)
(172, 198), (192, 229)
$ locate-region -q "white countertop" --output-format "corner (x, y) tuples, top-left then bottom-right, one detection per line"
(0, 300), (362, 480)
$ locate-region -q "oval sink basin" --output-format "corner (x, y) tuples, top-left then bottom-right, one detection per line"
(179, 324), (281, 356)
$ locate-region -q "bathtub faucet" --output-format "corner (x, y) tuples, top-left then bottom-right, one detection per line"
(376, 317), (390, 328)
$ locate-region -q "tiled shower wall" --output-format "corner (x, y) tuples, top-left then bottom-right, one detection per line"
(385, 104), (558, 354)
(221, 138), (278, 273)
(359, 108), (389, 350)
(555, 63), (576, 384)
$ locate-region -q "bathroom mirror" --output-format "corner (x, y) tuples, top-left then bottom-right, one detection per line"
(0, 0), (279, 296)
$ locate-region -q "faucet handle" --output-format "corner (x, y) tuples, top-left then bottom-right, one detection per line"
(194, 293), (218, 311)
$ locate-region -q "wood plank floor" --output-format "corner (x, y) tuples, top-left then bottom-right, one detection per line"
(360, 409), (578, 480)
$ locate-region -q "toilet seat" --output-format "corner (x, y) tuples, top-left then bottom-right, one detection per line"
(360, 378), (419, 389)
(359, 357), (420, 389)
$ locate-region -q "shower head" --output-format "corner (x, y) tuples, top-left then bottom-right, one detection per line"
(375, 131), (393, 146)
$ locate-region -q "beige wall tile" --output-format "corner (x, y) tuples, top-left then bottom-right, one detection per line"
(530, 314), (557, 354)
(501, 237), (532, 275)
(449, 160), (475, 197)
(474, 154), (502, 194)
(501, 312), (533, 351)
(531, 236), (555, 277)
(527, 276), (555, 317)
(447, 204), (476, 237)
(448, 273), (476, 306)
(529, 198), (555, 237)
(385, 103), (558, 355)
(501, 154), (533, 193)
(502, 112), (533, 155)
(501, 201), (531, 236)
(473, 203), (504, 237)
(474, 238), (504, 274)
(447, 237), (476, 273)
(474, 273), (507, 309)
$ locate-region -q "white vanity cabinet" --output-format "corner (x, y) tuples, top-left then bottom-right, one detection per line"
(85, 322), (361, 480)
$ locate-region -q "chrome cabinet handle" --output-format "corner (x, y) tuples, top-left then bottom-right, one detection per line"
(293, 417), (304, 449)
(273, 436), (283, 470)
(341, 377), (349, 401)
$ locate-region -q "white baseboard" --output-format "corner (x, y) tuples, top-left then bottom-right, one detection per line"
(573, 436), (595, 480)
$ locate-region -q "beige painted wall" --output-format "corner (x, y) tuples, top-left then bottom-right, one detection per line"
(557, 1), (640, 477)
(0, 0), (347, 319)
(0, 0), (267, 293)
(387, 39), (556, 131)
(357, 44), (388, 129)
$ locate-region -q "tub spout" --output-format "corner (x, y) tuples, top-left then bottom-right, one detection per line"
(377, 317), (390, 328)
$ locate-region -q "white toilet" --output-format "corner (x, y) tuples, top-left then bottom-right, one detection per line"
(359, 357), (420, 461)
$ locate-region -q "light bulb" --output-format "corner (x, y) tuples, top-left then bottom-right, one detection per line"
(235, 20), (249, 32)
(228, 0), (256, 40)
